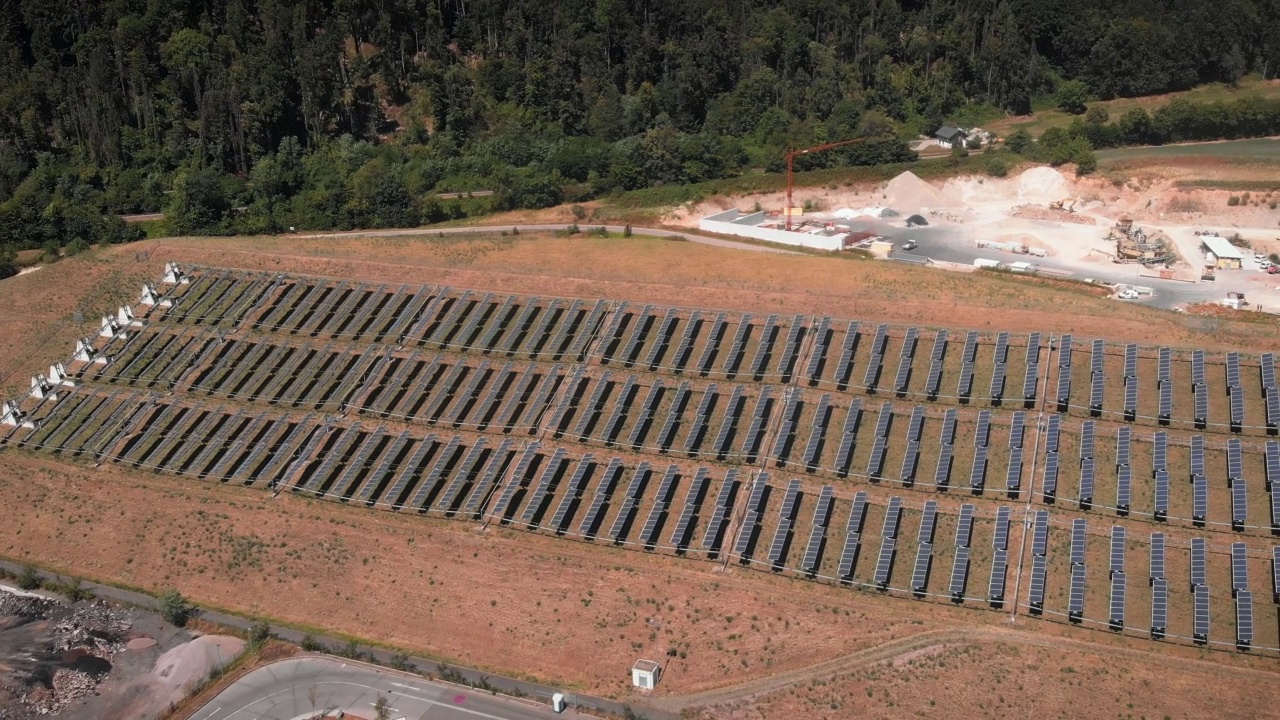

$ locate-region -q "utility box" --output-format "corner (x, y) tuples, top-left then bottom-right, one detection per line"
(551, 693), (566, 713)
(631, 659), (661, 690)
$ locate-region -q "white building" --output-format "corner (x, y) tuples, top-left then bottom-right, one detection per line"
(699, 209), (869, 251)
(1200, 235), (1244, 269)
(631, 659), (661, 690)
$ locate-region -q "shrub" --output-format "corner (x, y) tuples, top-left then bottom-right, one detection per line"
(300, 634), (323, 651)
(157, 588), (196, 627)
(984, 154), (1010, 177)
(570, 204), (587, 220)
(248, 621), (273, 646)
(1004, 128), (1032, 154)
(1228, 195), (1241, 206)
(17, 565), (40, 590)
(623, 224), (632, 238)
(565, 223), (580, 235)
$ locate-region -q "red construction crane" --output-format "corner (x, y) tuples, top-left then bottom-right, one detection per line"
(784, 137), (869, 231)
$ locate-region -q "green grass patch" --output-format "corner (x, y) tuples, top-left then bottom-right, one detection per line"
(134, 219), (173, 239)
(1173, 179), (1280, 191)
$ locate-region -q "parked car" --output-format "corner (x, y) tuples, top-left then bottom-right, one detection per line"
(901, 239), (918, 251)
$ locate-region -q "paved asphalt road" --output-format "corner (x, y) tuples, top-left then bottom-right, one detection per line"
(190, 657), (579, 720)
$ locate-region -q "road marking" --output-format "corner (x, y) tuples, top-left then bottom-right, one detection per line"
(203, 678), (528, 720)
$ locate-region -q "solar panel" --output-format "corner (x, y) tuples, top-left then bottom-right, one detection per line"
(1273, 546), (1280, 603)
(975, 410), (991, 448)
(1231, 476), (1248, 529)
(1191, 538), (1207, 588)
(1116, 425), (1136, 466)
(1150, 532), (1166, 581)
(953, 503), (975, 548)
(801, 485), (834, 573)
(1228, 437), (1244, 480)
(803, 315), (831, 382)
(1046, 413), (1061, 454)
(1055, 362), (1071, 407)
(601, 374), (639, 443)
(1230, 389), (1244, 428)
(700, 467), (738, 551)
(626, 379), (665, 449)
(1081, 420), (1096, 459)
(747, 314), (780, 379)
(740, 386), (773, 461)
(1158, 346), (1172, 382)
(1005, 447), (1023, 493)
(1117, 464), (1132, 513)
(1025, 331), (1041, 364)
(608, 461), (650, 542)
(1071, 518), (1087, 565)
(1154, 469), (1169, 520)
(767, 479), (802, 566)
(833, 399), (861, 476)
(949, 545), (970, 601)
(520, 447), (567, 524)
(1109, 571), (1126, 629)
(957, 362), (974, 399)
(1079, 457), (1095, 506)
(1058, 334), (1073, 366)
(577, 457), (622, 537)
(867, 435), (888, 479)
(643, 307), (678, 370)
(654, 380), (691, 452)
(988, 331), (1008, 365)
(881, 496), (903, 539)
(771, 391), (802, 460)
(1068, 563), (1086, 621)
(722, 313), (752, 376)
(1191, 435), (1205, 480)
(1268, 392), (1280, 430)
(1089, 370), (1104, 411)
(1192, 349), (1206, 385)
(1268, 440), (1280, 492)
(1236, 589), (1254, 648)
(712, 387), (747, 456)
(988, 361), (1006, 401)
(775, 315), (806, 380)
(1028, 554), (1047, 611)
(732, 511), (758, 558)
(1231, 542), (1250, 597)
(1158, 382), (1172, 421)
(1151, 577), (1168, 638)
(1033, 510), (1049, 557)
(1124, 343), (1137, 378)
(1194, 383), (1208, 424)
(439, 434), (498, 513)
(832, 320), (859, 387)
(571, 370), (613, 439)
(639, 464), (679, 545)
(670, 466), (711, 543)
(1022, 362), (1039, 401)
(618, 305), (654, 365)
(962, 331), (978, 363)
(863, 349), (883, 390)
(1226, 351), (1242, 388)
(549, 453), (595, 531)
(1193, 584), (1210, 642)
(1007, 412), (1025, 450)
(911, 542), (932, 594)
(873, 537), (896, 589)
(1193, 474), (1208, 523)
(918, 500), (938, 544)
(695, 312), (727, 376)
(837, 491), (868, 579)
(874, 402), (894, 438)
(1091, 338), (1105, 373)
(989, 548), (1008, 602)
(1042, 452), (1059, 501)
(1264, 352), (1278, 391)
(941, 408), (957, 445)
(993, 506), (1010, 552)
(893, 327), (917, 392)
(1124, 377), (1138, 419)
(925, 329), (947, 396)
(933, 440), (954, 492)
(802, 393), (832, 471)
(1109, 526), (1126, 578)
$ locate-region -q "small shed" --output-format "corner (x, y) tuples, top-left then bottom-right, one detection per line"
(1200, 235), (1243, 269)
(631, 659), (661, 690)
(935, 125), (967, 149)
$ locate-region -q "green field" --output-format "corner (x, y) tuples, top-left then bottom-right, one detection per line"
(988, 79), (1280, 138)
(1096, 138), (1280, 161)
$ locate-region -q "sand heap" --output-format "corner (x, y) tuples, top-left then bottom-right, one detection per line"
(882, 171), (946, 212)
(1015, 167), (1071, 203)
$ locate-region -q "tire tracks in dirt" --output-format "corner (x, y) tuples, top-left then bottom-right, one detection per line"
(653, 623), (1280, 713)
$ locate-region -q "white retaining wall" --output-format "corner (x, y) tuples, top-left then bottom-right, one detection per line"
(699, 209), (846, 251)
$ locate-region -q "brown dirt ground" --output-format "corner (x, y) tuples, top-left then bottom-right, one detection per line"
(3, 234), (1279, 717)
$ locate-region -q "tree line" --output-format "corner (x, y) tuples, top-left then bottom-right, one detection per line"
(1, 0), (1279, 245)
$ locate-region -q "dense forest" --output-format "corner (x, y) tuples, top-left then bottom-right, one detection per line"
(1, 0), (1279, 257)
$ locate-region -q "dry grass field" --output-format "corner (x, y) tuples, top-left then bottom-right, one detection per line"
(1, 234), (1278, 718)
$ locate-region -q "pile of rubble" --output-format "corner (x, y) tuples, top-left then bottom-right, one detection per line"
(0, 589), (131, 718)
(1011, 204), (1097, 225)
